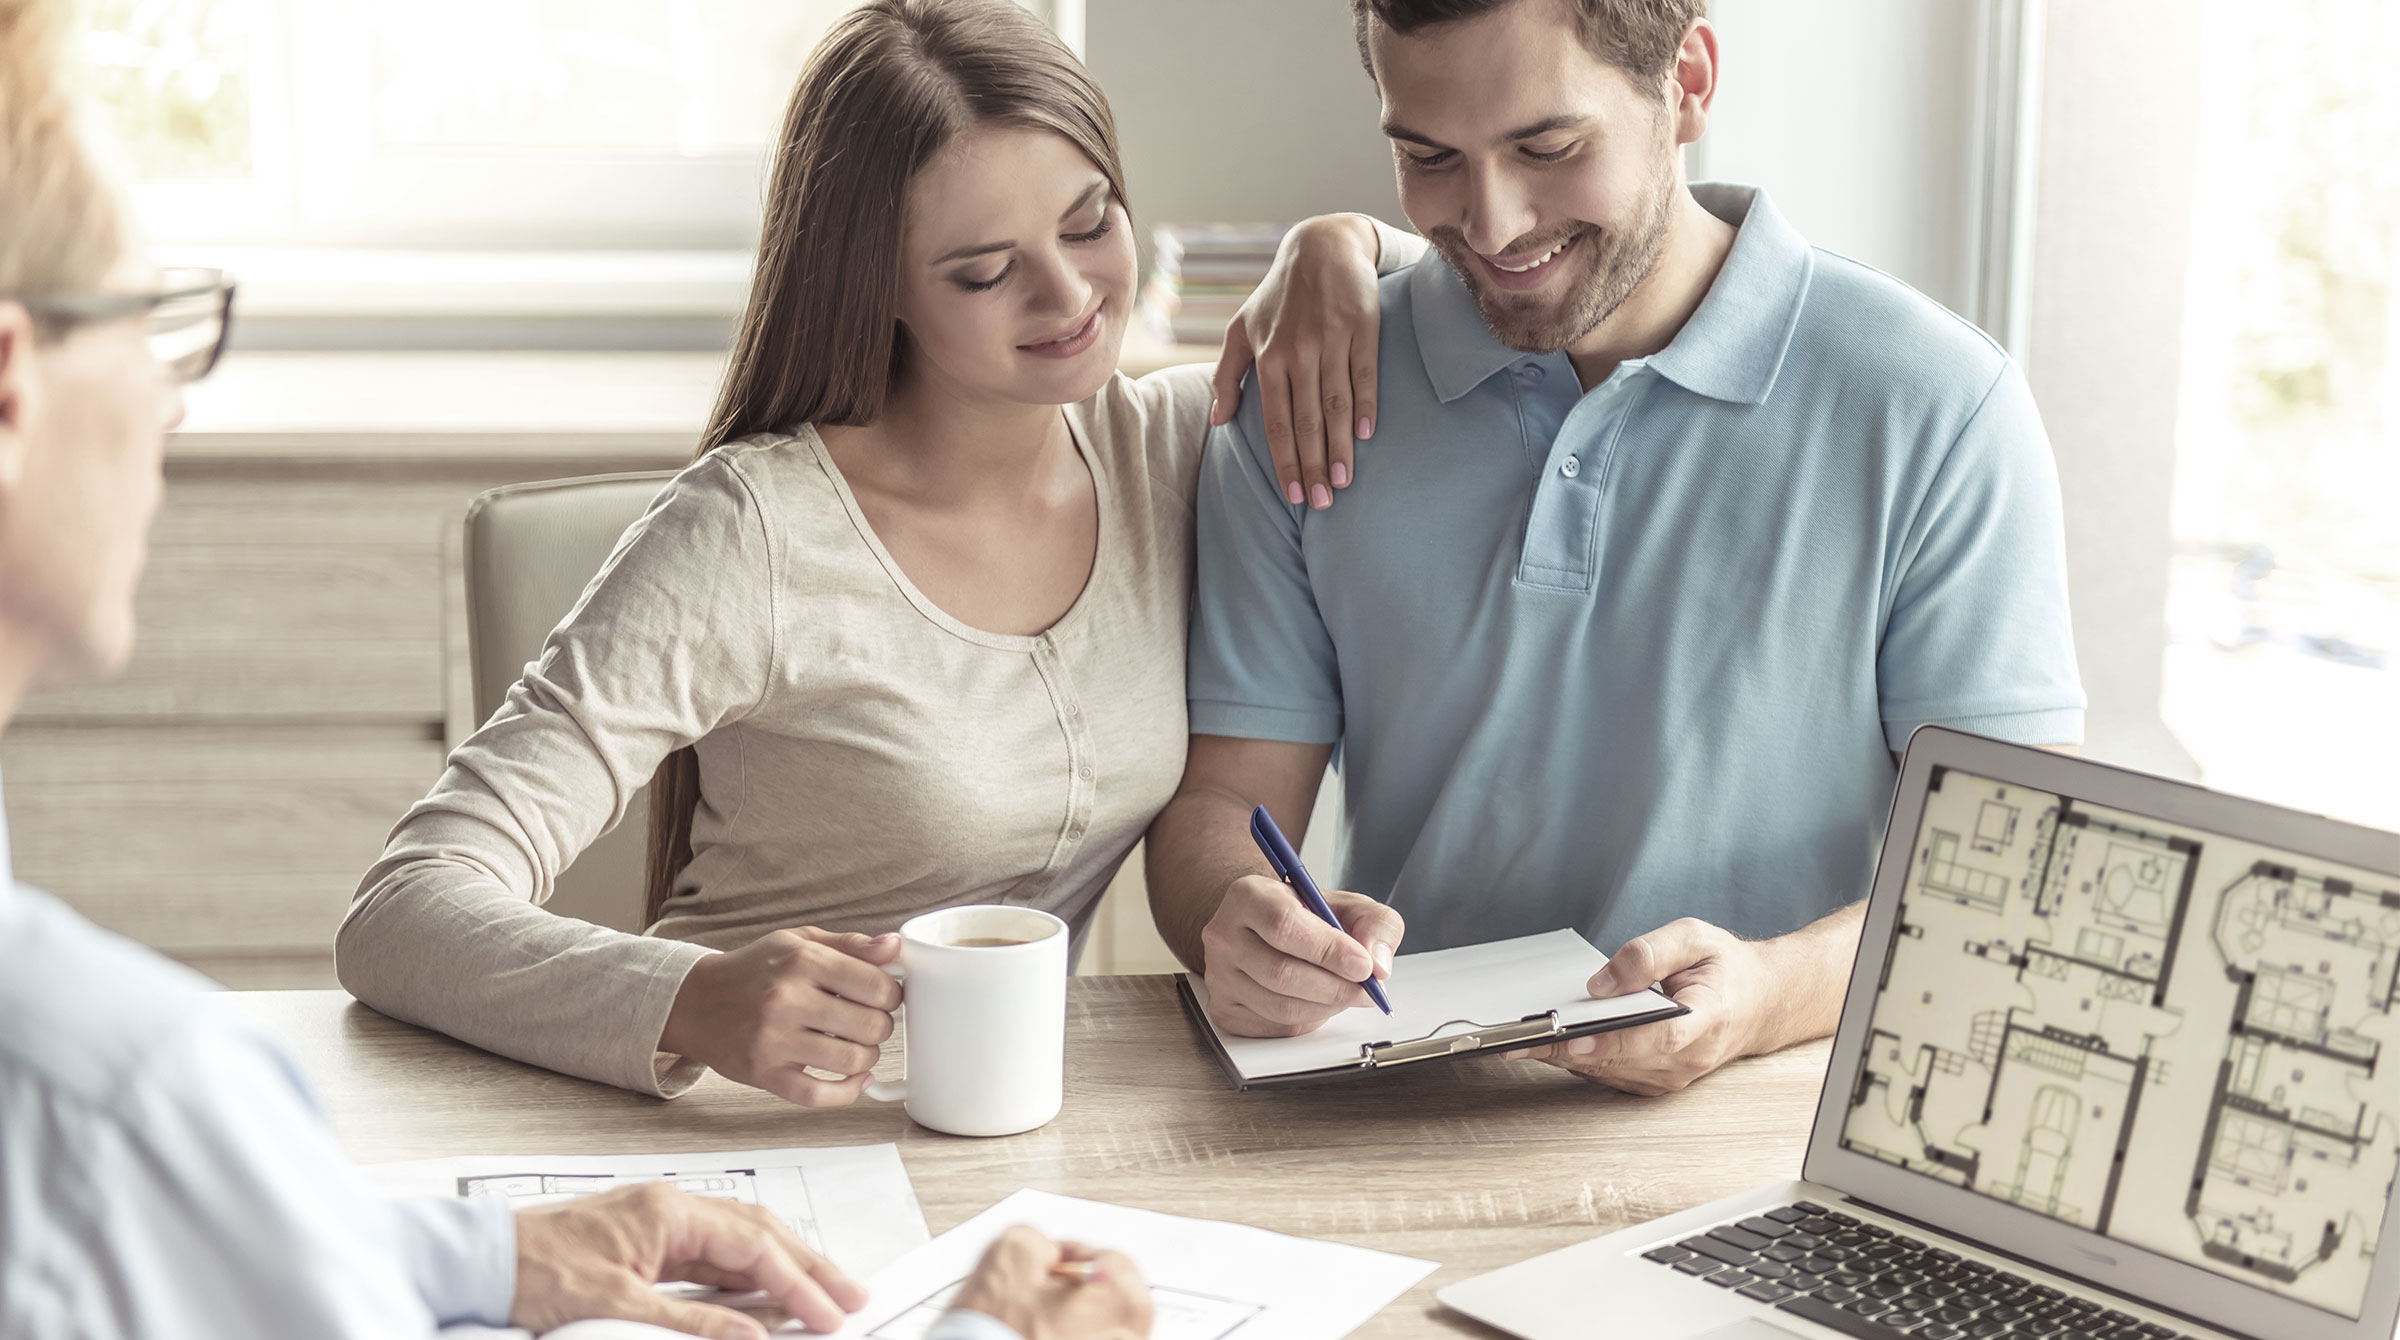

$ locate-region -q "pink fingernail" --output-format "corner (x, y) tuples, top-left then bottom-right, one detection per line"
(1357, 417), (1373, 441)
(1285, 481), (1305, 506)
(1310, 483), (1331, 510)
(1331, 462), (1350, 488)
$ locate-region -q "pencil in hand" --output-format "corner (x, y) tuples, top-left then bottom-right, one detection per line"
(1048, 1258), (1109, 1285)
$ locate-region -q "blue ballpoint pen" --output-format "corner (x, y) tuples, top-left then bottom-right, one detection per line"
(1248, 804), (1394, 1015)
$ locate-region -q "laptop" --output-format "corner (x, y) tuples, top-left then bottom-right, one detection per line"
(1439, 725), (2400, 1340)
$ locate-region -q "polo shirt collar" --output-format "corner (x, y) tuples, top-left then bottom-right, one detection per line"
(1650, 184), (1812, 404)
(1411, 247), (1528, 405)
(1410, 181), (1813, 407)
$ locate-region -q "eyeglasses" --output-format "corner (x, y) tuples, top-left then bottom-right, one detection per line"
(10, 267), (237, 384)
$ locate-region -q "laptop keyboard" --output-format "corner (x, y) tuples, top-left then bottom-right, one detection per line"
(1640, 1202), (2203, 1340)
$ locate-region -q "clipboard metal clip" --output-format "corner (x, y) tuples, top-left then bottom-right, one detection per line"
(1358, 1011), (1563, 1067)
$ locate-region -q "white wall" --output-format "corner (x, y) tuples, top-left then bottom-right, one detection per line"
(1089, 0), (1982, 306)
(1085, 0), (1403, 272)
(1701, 0), (1979, 313)
(2022, 0), (2204, 776)
(1085, 0), (2190, 774)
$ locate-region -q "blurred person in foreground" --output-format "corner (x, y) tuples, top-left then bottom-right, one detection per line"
(0, 3), (1149, 1338)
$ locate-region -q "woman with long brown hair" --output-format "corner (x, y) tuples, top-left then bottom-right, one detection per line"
(336, 0), (1422, 1105)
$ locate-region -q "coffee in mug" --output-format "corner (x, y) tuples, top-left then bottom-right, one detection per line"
(865, 904), (1068, 1136)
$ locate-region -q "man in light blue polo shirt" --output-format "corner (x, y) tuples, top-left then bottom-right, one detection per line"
(1145, 0), (2083, 1094)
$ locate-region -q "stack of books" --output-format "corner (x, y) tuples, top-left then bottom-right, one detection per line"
(1141, 222), (1289, 348)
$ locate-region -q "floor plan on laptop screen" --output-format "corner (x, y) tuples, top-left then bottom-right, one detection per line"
(1841, 767), (2400, 1318)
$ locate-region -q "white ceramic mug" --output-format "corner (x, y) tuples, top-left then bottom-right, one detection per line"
(865, 904), (1069, 1137)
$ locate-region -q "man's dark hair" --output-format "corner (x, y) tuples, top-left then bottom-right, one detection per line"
(1350, 0), (1707, 87)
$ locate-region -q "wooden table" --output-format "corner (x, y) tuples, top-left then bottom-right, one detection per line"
(234, 979), (1831, 1339)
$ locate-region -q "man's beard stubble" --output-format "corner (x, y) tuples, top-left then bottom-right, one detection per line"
(1430, 148), (1681, 356)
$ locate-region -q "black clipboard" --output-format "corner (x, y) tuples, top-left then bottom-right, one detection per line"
(1174, 975), (1690, 1090)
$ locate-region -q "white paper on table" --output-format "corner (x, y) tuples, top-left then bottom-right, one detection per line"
(367, 1143), (929, 1283)
(1184, 928), (1679, 1083)
(831, 1189), (1434, 1340)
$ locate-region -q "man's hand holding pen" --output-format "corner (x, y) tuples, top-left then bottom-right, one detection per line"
(1197, 804), (1404, 1039)
(1196, 876), (1404, 1039)
(950, 1228), (1152, 1340)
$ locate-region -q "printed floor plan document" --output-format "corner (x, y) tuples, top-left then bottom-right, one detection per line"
(366, 1143), (929, 1283)
(1842, 768), (2400, 1318)
(872, 1280), (1263, 1340)
(838, 1189), (1435, 1340)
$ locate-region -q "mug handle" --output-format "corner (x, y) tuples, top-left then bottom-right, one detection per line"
(865, 961), (907, 1103)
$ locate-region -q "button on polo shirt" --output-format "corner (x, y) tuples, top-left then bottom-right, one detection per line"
(1188, 184), (2085, 956)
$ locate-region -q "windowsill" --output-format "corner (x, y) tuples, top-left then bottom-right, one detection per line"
(159, 247), (758, 320)
(172, 351), (726, 463)
(170, 332), (1221, 464)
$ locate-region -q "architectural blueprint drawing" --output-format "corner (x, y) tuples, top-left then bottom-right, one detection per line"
(1842, 768), (2400, 1318)
(457, 1167), (807, 1221)
(872, 1280), (1263, 1340)
(366, 1144), (928, 1282)
(835, 1190), (1432, 1340)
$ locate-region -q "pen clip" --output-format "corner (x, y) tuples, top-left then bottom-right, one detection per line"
(1249, 808), (1295, 885)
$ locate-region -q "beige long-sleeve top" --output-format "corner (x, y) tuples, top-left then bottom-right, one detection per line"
(337, 365), (1216, 1097)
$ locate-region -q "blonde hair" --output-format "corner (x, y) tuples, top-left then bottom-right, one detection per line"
(0, 0), (127, 309)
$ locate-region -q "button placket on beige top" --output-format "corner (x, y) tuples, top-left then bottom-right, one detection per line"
(800, 419), (1115, 911)
(1014, 628), (1099, 905)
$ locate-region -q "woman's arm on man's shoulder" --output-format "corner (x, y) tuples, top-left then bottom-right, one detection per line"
(1207, 213), (1425, 512)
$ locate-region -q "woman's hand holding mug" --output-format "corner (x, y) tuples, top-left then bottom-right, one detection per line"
(660, 927), (904, 1108)
(866, 905), (1071, 1137)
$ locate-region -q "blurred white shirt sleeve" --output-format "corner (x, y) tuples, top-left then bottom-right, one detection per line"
(3, 1005), (516, 1338)
(507, 1307), (1024, 1340)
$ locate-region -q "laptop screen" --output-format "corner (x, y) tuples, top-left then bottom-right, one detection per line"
(1838, 764), (2400, 1320)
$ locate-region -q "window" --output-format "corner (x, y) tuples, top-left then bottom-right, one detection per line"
(2167, 0), (2400, 831)
(81, 0), (1078, 249)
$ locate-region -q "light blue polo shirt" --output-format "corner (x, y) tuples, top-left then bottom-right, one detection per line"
(1188, 184), (2085, 955)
